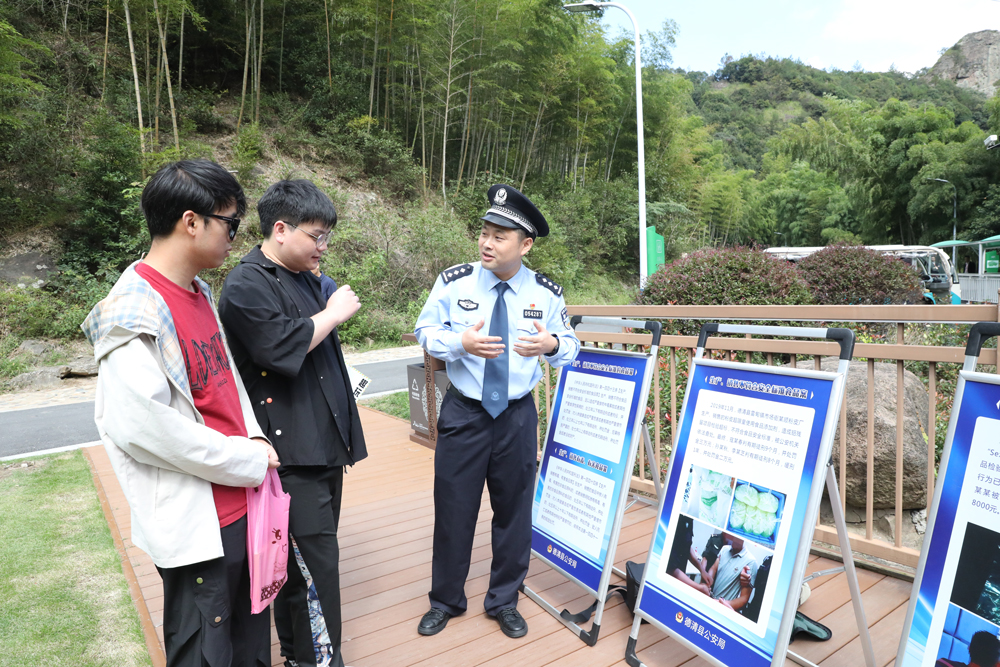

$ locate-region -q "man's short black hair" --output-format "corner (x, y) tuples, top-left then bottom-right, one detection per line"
(141, 159), (246, 239)
(969, 630), (1000, 665)
(258, 179), (337, 237)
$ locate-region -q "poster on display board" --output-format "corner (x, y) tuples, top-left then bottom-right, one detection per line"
(897, 371), (1000, 667)
(530, 345), (654, 595)
(633, 358), (843, 667)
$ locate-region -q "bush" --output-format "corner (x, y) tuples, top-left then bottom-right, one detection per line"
(176, 88), (228, 134)
(0, 284), (95, 341)
(797, 244), (923, 305)
(336, 308), (417, 348)
(639, 246), (812, 306)
(232, 123), (265, 186)
(62, 111), (146, 275)
(316, 116), (422, 199)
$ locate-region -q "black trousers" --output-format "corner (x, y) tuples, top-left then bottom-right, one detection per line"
(157, 515), (270, 667)
(429, 392), (538, 616)
(273, 466), (345, 667)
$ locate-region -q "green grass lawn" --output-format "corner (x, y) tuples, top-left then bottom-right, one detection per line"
(0, 452), (150, 667)
(359, 390), (410, 421)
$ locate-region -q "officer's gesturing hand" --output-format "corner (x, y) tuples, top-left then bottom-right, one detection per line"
(462, 319), (505, 358)
(308, 284), (360, 352)
(513, 321), (558, 357)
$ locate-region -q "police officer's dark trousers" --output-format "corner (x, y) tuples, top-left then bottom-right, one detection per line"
(429, 390), (538, 616)
(157, 515), (270, 667)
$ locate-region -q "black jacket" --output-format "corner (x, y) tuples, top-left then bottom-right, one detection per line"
(218, 246), (368, 467)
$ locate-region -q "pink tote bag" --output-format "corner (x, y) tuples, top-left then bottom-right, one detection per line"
(246, 468), (291, 614)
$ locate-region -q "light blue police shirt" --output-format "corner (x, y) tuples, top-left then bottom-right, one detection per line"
(415, 261), (581, 401)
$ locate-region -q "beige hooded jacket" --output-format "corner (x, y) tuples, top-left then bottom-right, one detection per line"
(82, 263), (268, 568)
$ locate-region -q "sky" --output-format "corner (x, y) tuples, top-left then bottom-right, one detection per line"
(594, 0), (1000, 74)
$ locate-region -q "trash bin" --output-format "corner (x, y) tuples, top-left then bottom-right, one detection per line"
(407, 363), (449, 435)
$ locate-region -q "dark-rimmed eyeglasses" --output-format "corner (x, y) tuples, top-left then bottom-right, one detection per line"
(283, 222), (331, 248)
(203, 213), (241, 241)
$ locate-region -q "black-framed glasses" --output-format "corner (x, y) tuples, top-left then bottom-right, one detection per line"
(203, 213), (241, 241)
(284, 222), (331, 248)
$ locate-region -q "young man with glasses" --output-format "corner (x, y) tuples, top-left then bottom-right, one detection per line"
(218, 179), (367, 667)
(82, 159), (280, 667)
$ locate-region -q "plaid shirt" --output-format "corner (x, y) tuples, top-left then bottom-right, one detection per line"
(82, 261), (224, 402)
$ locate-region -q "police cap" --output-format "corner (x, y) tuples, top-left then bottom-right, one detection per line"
(480, 184), (549, 239)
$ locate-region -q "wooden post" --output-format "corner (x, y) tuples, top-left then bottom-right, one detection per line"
(896, 323), (904, 547)
(654, 348), (660, 476)
(424, 350), (437, 445)
(670, 347), (676, 450)
(928, 362), (936, 508)
(866, 358), (875, 540)
(840, 395), (847, 509)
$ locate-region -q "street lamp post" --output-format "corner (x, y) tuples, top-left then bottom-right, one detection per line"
(925, 177), (957, 267)
(564, 0), (647, 288)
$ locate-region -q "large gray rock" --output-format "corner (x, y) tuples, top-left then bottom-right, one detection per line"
(6, 366), (62, 391)
(926, 30), (1000, 97)
(17, 339), (51, 357)
(819, 359), (930, 510)
(0, 251), (55, 287)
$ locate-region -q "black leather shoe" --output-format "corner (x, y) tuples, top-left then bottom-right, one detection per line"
(418, 608), (451, 636)
(495, 607), (528, 638)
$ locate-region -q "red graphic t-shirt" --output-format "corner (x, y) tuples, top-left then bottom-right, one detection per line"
(136, 263), (249, 527)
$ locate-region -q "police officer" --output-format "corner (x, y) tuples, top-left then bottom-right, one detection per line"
(414, 184), (581, 638)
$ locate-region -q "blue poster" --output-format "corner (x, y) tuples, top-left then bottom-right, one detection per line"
(531, 348), (651, 594)
(635, 360), (836, 667)
(899, 374), (1000, 667)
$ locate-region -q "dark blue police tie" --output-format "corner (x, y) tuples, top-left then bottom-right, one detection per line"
(482, 282), (509, 419)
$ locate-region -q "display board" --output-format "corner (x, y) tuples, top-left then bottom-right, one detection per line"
(633, 358), (844, 667)
(530, 345), (655, 594)
(897, 371), (1000, 667)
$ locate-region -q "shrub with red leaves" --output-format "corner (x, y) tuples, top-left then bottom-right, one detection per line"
(639, 246), (812, 306)
(797, 244), (923, 305)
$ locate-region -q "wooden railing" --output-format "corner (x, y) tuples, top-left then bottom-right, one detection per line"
(407, 302), (1000, 570)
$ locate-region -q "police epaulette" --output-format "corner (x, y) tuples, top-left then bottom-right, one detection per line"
(536, 273), (563, 297)
(441, 263), (473, 284)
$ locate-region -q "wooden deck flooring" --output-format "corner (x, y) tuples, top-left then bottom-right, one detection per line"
(85, 407), (914, 667)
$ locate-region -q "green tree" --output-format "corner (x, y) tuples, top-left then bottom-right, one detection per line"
(0, 18), (48, 129)
(759, 160), (856, 246)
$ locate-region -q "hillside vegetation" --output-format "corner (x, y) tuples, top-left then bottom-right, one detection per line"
(2, 1), (1000, 363)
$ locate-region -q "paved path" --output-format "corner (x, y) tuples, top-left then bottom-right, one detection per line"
(0, 346), (424, 459)
(0, 402), (99, 458)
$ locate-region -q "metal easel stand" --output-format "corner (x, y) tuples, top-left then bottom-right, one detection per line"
(614, 421), (660, 582)
(625, 323), (875, 667)
(785, 464), (875, 667)
(623, 449), (874, 667)
(523, 316), (662, 646)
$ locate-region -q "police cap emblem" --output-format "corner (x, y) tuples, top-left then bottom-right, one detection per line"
(481, 184), (549, 238)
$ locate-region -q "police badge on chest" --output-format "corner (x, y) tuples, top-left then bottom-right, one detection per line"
(523, 308), (543, 319)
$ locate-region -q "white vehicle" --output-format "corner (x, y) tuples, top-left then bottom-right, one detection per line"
(764, 245), (957, 302)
